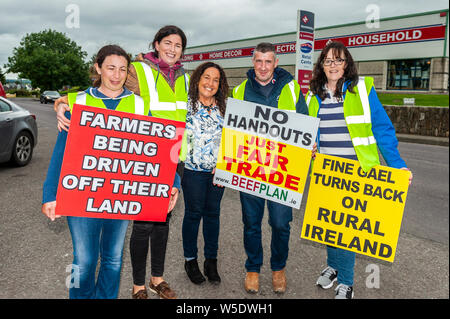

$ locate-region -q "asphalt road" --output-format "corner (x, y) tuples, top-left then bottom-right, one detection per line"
(0, 98), (448, 300)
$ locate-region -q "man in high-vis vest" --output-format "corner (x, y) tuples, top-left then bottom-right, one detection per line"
(232, 42), (308, 295)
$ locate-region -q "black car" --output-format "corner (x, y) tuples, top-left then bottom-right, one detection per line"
(40, 90), (61, 104)
(0, 97), (38, 166)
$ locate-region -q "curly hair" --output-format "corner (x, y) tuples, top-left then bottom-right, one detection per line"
(309, 41), (358, 100)
(188, 62), (229, 116)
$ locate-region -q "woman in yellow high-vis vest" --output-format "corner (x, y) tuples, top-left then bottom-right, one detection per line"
(41, 45), (161, 299)
(307, 41), (412, 299)
(53, 26), (189, 299)
(126, 25), (188, 300)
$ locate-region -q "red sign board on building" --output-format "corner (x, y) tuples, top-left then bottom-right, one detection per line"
(182, 25), (446, 63)
(314, 25), (446, 50)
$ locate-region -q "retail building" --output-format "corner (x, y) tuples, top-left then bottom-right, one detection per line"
(182, 9), (449, 93)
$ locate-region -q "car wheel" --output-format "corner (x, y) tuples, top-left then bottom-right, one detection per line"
(10, 131), (33, 166)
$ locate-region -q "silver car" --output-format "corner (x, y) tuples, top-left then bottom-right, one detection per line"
(0, 97), (38, 166)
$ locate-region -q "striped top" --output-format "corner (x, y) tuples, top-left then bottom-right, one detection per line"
(318, 90), (358, 161)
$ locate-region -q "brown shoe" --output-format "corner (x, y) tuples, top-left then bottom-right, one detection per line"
(272, 269), (287, 294)
(131, 288), (148, 299)
(149, 281), (177, 299)
(245, 272), (259, 294)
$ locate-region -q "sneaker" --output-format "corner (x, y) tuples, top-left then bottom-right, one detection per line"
(335, 283), (354, 299)
(316, 266), (338, 289)
(149, 281), (176, 299)
(204, 258), (221, 285)
(185, 259), (206, 285)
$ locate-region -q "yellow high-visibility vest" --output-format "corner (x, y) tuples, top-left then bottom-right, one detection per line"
(306, 77), (380, 172)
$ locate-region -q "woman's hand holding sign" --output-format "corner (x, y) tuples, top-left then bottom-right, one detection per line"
(168, 187), (179, 212)
(212, 168), (224, 187)
(312, 142), (317, 159)
(400, 167), (413, 186)
(41, 201), (61, 221)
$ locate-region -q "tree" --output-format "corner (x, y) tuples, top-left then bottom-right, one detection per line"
(5, 29), (90, 90)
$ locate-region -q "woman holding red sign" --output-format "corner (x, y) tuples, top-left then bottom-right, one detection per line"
(53, 25), (189, 299)
(306, 41), (412, 299)
(42, 45), (181, 299)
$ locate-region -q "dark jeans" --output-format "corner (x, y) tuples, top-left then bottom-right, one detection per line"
(181, 168), (225, 260)
(240, 192), (292, 272)
(130, 214), (172, 285)
(129, 162), (184, 286)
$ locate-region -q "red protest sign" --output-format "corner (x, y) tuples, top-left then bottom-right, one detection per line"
(55, 104), (185, 222)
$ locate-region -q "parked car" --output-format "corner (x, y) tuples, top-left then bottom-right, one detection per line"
(40, 90), (60, 104)
(0, 82), (6, 98)
(0, 97), (38, 166)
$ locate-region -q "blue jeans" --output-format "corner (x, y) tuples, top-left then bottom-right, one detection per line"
(327, 246), (355, 286)
(240, 192), (292, 272)
(67, 216), (129, 299)
(182, 169), (225, 260)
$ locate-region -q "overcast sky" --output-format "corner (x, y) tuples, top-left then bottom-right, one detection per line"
(1, 0), (448, 77)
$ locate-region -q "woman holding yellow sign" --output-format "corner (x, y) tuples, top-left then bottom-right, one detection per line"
(306, 41), (412, 299)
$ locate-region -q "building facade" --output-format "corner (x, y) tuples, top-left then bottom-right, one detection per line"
(182, 10), (449, 93)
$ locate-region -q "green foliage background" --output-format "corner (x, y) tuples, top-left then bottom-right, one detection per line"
(5, 29), (91, 91)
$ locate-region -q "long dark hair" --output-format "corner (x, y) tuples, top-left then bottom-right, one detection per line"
(309, 41), (358, 100)
(92, 44), (131, 87)
(152, 25), (187, 58)
(188, 62), (229, 117)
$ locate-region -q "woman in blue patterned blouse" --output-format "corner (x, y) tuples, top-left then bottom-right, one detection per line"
(181, 62), (229, 286)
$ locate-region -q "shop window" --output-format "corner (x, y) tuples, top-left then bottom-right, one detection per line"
(387, 59), (431, 90)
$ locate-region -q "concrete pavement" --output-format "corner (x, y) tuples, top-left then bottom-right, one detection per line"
(0, 98), (448, 306)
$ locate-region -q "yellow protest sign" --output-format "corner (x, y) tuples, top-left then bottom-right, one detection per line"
(213, 98), (319, 209)
(301, 153), (411, 262)
(216, 127), (312, 207)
